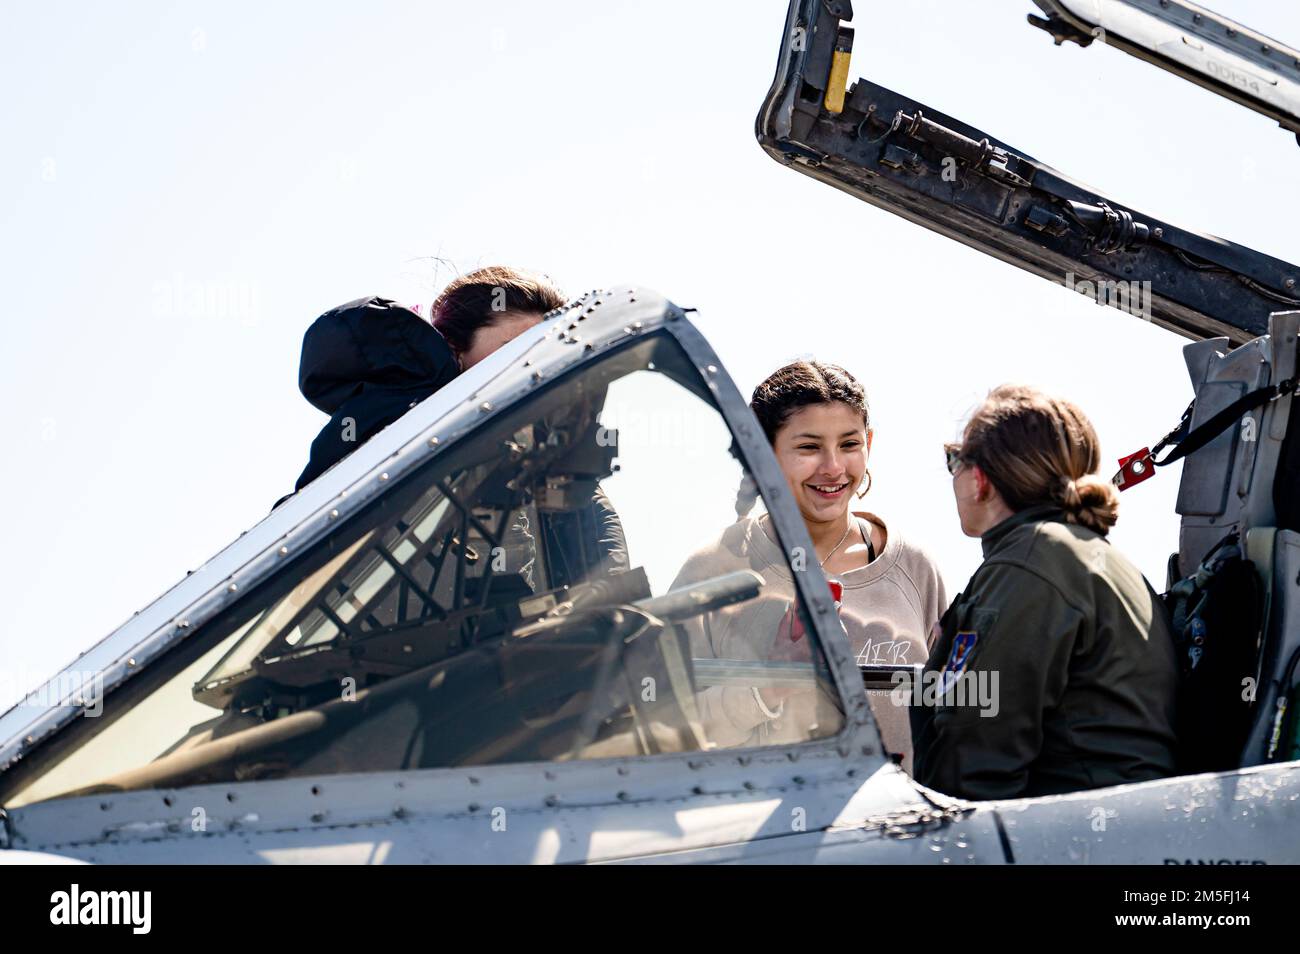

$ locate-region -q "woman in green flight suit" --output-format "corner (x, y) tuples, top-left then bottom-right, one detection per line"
(910, 384), (1178, 800)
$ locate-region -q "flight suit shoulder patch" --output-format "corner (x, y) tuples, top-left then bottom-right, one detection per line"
(941, 631), (978, 676)
(940, 605), (999, 677)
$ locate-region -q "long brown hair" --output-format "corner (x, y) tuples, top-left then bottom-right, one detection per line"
(960, 384), (1119, 535)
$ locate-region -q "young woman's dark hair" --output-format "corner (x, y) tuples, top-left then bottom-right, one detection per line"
(431, 266), (566, 356)
(749, 360), (871, 443)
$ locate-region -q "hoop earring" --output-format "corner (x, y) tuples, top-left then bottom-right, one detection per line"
(857, 469), (872, 499)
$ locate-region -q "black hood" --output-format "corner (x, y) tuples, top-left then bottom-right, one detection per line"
(299, 296), (458, 414)
(286, 296), (460, 498)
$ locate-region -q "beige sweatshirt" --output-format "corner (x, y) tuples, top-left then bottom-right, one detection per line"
(671, 511), (947, 772)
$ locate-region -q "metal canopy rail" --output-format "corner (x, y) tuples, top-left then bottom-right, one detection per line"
(756, 0), (1300, 345)
(1030, 0), (1300, 140)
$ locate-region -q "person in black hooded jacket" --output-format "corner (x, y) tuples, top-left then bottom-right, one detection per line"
(287, 294), (459, 495)
(277, 268), (628, 588)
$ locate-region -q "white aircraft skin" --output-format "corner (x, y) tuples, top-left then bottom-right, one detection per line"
(1, 289), (1297, 865)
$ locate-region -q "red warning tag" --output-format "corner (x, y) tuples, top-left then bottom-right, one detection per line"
(1113, 447), (1156, 491)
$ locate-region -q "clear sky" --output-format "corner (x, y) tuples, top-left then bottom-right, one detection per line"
(2, 0), (1297, 709)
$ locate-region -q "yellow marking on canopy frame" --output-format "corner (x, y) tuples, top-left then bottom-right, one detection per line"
(824, 27), (854, 115)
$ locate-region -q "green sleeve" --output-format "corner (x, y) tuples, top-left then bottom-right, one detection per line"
(913, 562), (1083, 800)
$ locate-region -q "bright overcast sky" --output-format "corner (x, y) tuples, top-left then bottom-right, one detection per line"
(2, 0), (1297, 707)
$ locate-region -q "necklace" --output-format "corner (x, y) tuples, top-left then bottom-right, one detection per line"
(758, 513), (859, 568)
(819, 522), (853, 567)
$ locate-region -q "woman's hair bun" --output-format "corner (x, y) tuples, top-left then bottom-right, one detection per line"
(1063, 474), (1119, 535)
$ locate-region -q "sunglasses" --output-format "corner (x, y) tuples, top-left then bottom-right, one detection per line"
(944, 442), (967, 475)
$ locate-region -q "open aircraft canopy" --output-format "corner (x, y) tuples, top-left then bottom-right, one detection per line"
(756, 0), (1300, 345)
(1029, 0), (1300, 141)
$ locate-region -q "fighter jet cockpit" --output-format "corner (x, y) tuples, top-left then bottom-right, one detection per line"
(4, 0), (1299, 868)
(3, 331), (848, 806)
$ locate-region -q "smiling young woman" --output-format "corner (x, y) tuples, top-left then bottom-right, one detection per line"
(670, 360), (948, 772)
